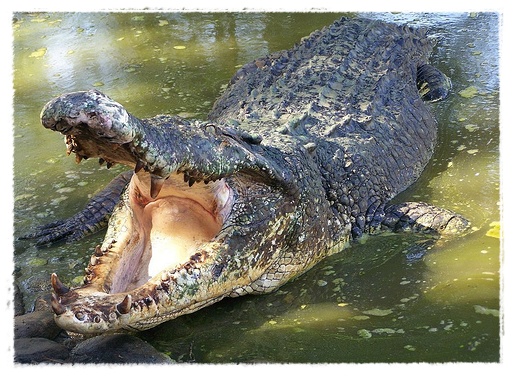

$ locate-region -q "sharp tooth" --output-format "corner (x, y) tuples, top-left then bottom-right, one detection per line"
(65, 135), (73, 155)
(51, 273), (70, 296)
(150, 174), (165, 199)
(134, 159), (145, 173)
(84, 273), (93, 284)
(94, 245), (103, 257)
(116, 294), (132, 315)
(51, 294), (67, 315)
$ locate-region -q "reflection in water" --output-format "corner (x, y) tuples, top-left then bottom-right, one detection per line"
(12, 12), (500, 362)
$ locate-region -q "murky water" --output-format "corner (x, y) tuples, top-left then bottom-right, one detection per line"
(12, 12), (500, 362)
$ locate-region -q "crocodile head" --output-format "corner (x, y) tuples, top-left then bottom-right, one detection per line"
(42, 90), (326, 334)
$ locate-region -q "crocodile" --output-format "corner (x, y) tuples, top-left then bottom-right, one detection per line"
(22, 16), (469, 334)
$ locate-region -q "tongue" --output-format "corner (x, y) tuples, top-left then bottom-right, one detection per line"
(146, 195), (221, 277)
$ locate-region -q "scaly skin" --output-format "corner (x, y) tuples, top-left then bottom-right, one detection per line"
(24, 17), (468, 334)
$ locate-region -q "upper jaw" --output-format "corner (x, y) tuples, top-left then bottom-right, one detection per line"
(41, 90), (291, 197)
(41, 90), (139, 167)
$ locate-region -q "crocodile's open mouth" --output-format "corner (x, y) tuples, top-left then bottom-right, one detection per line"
(49, 165), (240, 333)
(48, 130), (243, 332)
(103, 170), (234, 294)
(40, 90), (292, 333)
(48, 105), (240, 291)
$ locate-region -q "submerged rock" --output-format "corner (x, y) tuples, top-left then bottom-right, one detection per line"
(12, 290), (173, 364)
(14, 309), (61, 339)
(70, 334), (175, 364)
(14, 337), (69, 364)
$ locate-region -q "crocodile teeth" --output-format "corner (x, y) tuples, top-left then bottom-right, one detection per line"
(134, 159), (145, 173)
(51, 273), (70, 296)
(94, 244), (103, 257)
(116, 294), (132, 315)
(150, 174), (165, 199)
(51, 294), (67, 315)
(90, 255), (98, 266)
(183, 172), (196, 187)
(65, 135), (75, 155)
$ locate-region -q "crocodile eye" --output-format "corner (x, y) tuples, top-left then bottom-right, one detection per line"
(93, 315), (101, 323)
(75, 312), (85, 321)
(109, 312), (118, 321)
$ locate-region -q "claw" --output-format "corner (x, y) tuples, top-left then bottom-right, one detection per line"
(51, 293), (67, 315)
(51, 273), (70, 296)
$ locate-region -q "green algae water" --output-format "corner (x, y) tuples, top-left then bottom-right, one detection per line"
(12, 12), (500, 362)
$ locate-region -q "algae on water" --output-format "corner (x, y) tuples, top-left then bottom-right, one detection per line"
(458, 86), (479, 98)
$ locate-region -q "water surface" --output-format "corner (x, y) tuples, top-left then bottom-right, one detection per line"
(12, 12), (500, 363)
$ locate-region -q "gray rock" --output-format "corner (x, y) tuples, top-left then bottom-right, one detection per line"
(14, 337), (69, 364)
(14, 309), (61, 339)
(33, 293), (53, 311)
(71, 333), (174, 364)
(13, 283), (25, 316)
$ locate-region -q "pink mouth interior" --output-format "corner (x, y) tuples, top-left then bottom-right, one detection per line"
(105, 171), (233, 294)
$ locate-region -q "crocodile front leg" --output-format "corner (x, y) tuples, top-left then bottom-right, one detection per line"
(19, 171), (133, 246)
